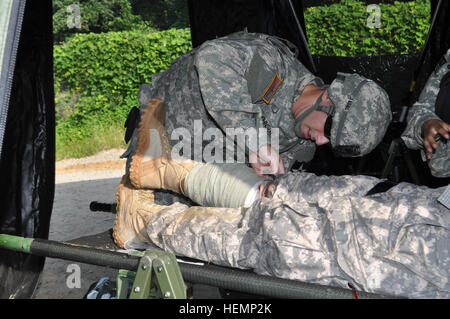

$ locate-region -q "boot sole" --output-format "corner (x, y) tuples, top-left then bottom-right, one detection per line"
(112, 174), (129, 248)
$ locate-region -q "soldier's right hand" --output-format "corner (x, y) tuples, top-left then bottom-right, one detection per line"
(421, 119), (450, 159)
(249, 144), (285, 177)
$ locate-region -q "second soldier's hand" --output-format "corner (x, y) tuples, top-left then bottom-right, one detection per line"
(422, 119), (450, 159)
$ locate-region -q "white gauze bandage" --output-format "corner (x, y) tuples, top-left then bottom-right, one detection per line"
(183, 163), (265, 208)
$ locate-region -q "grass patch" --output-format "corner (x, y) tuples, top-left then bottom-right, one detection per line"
(56, 119), (127, 161)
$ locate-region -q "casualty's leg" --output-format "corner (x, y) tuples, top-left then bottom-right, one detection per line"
(114, 167), (450, 298)
(113, 173), (247, 269)
(132, 157), (273, 208)
(182, 162), (269, 208)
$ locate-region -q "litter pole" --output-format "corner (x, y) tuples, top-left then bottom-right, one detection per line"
(0, 233), (140, 271)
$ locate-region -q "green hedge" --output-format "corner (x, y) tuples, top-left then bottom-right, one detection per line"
(54, 28), (192, 159)
(304, 0), (430, 56)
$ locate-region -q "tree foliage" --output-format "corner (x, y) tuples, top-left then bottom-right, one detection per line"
(53, 0), (190, 43)
(131, 0), (190, 30)
(53, 0), (152, 43)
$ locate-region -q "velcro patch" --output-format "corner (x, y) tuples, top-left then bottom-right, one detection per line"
(262, 74), (283, 104)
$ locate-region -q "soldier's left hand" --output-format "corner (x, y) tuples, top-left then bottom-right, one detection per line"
(421, 119), (450, 159)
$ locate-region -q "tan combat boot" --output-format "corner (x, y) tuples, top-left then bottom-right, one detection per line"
(128, 97), (195, 193)
(128, 98), (172, 185)
(113, 174), (166, 249)
(130, 156), (195, 194)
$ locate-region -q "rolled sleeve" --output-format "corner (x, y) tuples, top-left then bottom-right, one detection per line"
(402, 102), (440, 150)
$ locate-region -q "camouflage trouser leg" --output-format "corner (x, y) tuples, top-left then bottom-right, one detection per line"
(145, 202), (249, 268)
(144, 195), (351, 296)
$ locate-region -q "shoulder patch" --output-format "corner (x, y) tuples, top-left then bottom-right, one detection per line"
(262, 74), (283, 104)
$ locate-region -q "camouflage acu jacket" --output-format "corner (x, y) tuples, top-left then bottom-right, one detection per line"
(135, 31), (323, 170)
(401, 49), (450, 177)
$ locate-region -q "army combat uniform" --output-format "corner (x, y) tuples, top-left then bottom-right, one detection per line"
(402, 49), (450, 177)
(125, 31), (323, 171)
(123, 172), (449, 299)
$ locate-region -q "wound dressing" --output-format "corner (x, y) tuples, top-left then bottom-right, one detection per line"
(184, 163), (265, 208)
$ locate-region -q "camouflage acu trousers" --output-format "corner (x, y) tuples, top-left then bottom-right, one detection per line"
(146, 173), (450, 299)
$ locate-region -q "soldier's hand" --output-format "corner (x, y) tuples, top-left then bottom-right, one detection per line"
(249, 145), (285, 177)
(421, 119), (450, 159)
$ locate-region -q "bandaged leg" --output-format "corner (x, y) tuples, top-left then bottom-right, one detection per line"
(183, 163), (267, 208)
(145, 177), (450, 299)
(133, 158), (269, 208)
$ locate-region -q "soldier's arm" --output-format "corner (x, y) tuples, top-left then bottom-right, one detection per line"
(402, 53), (450, 151)
(194, 41), (266, 155)
(402, 102), (441, 151)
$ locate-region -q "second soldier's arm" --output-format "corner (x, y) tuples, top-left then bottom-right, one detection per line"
(402, 52), (450, 157)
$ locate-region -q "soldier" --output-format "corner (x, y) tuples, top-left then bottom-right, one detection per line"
(113, 99), (449, 299)
(122, 30), (392, 177)
(402, 48), (450, 178)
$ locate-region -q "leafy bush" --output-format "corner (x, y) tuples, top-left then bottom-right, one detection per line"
(304, 0), (430, 56)
(54, 28), (192, 159)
